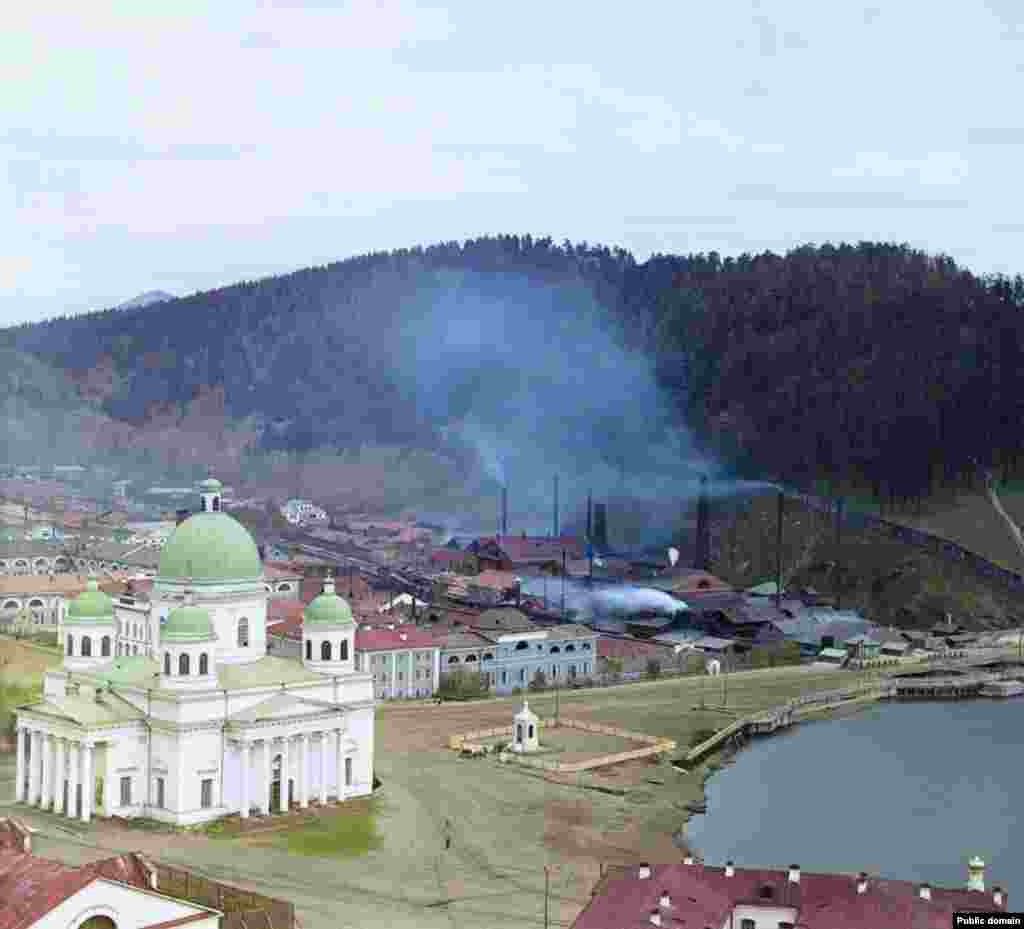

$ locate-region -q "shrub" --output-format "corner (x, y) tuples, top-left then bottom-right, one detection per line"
(529, 669), (547, 691)
(645, 658), (662, 679)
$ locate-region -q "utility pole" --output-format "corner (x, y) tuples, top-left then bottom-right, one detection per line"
(775, 491), (785, 609)
(834, 496), (844, 610)
(553, 475), (559, 538)
(544, 865), (550, 929)
(561, 549), (566, 620)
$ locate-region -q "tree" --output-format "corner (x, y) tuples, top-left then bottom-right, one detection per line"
(529, 669), (548, 691)
(645, 658), (662, 679)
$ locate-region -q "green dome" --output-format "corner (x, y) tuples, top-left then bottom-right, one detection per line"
(65, 579), (114, 625)
(304, 579), (354, 627)
(158, 512), (261, 582)
(198, 478), (223, 491)
(162, 603), (216, 642)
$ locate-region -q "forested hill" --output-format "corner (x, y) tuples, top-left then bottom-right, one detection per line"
(2, 235), (1023, 505)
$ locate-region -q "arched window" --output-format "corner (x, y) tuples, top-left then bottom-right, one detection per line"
(305, 639), (312, 660)
(212, 496), (220, 511)
(565, 644), (575, 652)
(179, 652), (190, 675)
(321, 640), (332, 661)
(448, 655), (460, 664)
(237, 617), (250, 647)
(101, 635), (111, 657)
(483, 652), (494, 661)
(465, 654), (478, 662)
(278, 583), (291, 592)
(515, 641), (529, 651)
(549, 645), (561, 654)
(29, 598), (43, 609)
(79, 915), (118, 929)
(199, 653), (209, 675)
(340, 639), (348, 661)
(67, 634), (74, 656)
(81, 636), (92, 657)
(164, 652), (171, 675)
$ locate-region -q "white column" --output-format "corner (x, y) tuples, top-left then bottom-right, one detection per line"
(14, 726), (25, 803)
(389, 653), (396, 699)
(39, 733), (51, 810)
(54, 737), (65, 814)
(318, 731), (328, 805)
(104, 743), (115, 817)
(278, 736), (290, 812)
(432, 648), (441, 694)
(68, 741), (79, 819)
(240, 740), (251, 819)
(80, 742), (93, 823)
(298, 734), (309, 808)
(29, 730), (41, 806)
(335, 728), (345, 800)
(262, 739), (271, 815)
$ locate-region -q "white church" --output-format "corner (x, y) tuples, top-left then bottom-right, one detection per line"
(12, 478), (375, 826)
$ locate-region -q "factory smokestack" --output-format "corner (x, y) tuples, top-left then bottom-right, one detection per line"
(694, 475), (710, 571)
(594, 503), (608, 550)
(502, 485), (508, 537)
(553, 475), (559, 538)
(587, 490), (593, 541)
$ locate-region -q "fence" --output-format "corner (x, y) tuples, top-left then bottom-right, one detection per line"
(450, 716), (675, 772)
(154, 862), (295, 929)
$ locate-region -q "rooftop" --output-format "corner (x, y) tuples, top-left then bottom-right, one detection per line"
(356, 624), (439, 651)
(574, 861), (1007, 929)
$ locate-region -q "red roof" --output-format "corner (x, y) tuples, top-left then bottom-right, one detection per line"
(267, 600), (306, 625)
(470, 570), (519, 590)
(0, 845), (154, 929)
(355, 624), (439, 651)
(430, 549), (470, 565)
(572, 862), (1007, 929)
(597, 638), (674, 660)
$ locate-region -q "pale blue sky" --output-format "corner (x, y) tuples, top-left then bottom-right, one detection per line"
(4, 0), (1024, 325)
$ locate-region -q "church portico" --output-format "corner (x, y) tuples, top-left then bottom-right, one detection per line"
(15, 723), (106, 823)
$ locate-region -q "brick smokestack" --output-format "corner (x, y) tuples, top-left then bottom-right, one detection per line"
(593, 503), (608, 550)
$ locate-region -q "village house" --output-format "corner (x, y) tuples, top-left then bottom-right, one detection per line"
(0, 817), (223, 928)
(572, 857), (1007, 929)
(0, 574), (134, 630)
(467, 534), (584, 572)
(355, 624), (441, 700)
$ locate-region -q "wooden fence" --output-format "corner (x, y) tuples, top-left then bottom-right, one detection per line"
(449, 717), (675, 772)
(154, 862), (295, 929)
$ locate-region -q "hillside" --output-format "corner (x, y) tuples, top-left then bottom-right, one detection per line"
(1, 236), (1023, 520)
(711, 493), (1024, 631)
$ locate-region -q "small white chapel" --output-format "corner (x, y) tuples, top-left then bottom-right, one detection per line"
(13, 477), (375, 825)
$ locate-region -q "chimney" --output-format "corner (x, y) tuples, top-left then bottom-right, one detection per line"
(659, 891), (671, 908)
(994, 887), (1005, 907)
(788, 865), (800, 884)
(968, 856), (985, 892)
(594, 503), (608, 550)
(918, 883), (931, 901)
(648, 911), (661, 927)
(725, 861), (735, 877)
(638, 863), (651, 880)
(856, 873), (869, 894)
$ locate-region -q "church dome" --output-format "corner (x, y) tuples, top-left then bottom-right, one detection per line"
(197, 477), (223, 492)
(304, 576), (355, 626)
(162, 602), (216, 642)
(158, 512), (262, 582)
(65, 579), (114, 625)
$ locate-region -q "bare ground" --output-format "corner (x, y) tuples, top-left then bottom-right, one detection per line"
(0, 666), (880, 929)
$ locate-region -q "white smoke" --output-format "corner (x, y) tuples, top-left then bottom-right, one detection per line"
(668, 546), (680, 567)
(519, 575), (687, 617)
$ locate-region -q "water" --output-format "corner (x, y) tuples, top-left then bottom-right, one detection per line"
(685, 700), (1021, 887)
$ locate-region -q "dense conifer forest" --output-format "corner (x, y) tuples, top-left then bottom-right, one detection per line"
(2, 234), (1022, 507)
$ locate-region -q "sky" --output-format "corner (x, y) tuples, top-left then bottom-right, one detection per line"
(4, 0), (1024, 325)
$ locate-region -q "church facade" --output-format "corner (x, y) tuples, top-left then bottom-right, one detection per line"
(12, 478), (375, 826)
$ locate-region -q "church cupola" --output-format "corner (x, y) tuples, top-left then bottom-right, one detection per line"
(302, 573), (355, 675)
(64, 577), (117, 672)
(160, 589), (218, 690)
(197, 476), (223, 513)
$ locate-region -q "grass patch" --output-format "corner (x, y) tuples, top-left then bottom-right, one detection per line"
(265, 796), (385, 858)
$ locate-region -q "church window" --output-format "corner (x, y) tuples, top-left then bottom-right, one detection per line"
(66, 634), (73, 656)
(199, 653), (209, 675)
(156, 777), (165, 808)
(340, 639), (348, 660)
(237, 617), (250, 647)
(448, 656), (459, 664)
(212, 496), (220, 512)
(120, 776), (132, 806)
(133, 645), (138, 655)
(321, 640), (332, 661)
(81, 636), (92, 657)
(305, 640), (312, 660)
(345, 757), (352, 787)
(101, 635), (111, 657)
(179, 652), (190, 675)
(201, 778), (214, 808)
(164, 652), (171, 675)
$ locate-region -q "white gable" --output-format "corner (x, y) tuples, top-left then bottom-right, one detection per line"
(33, 877), (220, 929)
